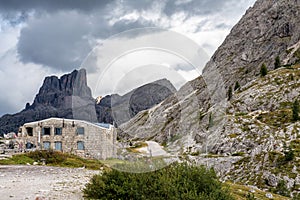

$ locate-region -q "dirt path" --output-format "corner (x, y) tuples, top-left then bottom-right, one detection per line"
(0, 165), (100, 200)
(136, 141), (168, 157)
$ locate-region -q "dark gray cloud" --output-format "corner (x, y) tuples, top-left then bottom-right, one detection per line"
(0, 0), (112, 13)
(17, 11), (93, 70)
(164, 0), (235, 16)
(2, 0), (255, 71)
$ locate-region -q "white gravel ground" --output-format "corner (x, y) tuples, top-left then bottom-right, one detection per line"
(0, 165), (100, 200)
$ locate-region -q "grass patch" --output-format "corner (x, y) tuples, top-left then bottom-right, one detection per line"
(235, 112), (247, 117)
(0, 154), (34, 165)
(226, 182), (290, 200)
(229, 133), (239, 138)
(256, 109), (292, 127)
(0, 150), (106, 170)
(232, 152), (245, 156)
(126, 142), (148, 153)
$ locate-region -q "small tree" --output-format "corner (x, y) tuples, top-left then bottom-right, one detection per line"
(274, 56), (281, 69)
(246, 193), (256, 200)
(208, 113), (214, 129)
(274, 180), (290, 197)
(284, 146), (295, 162)
(292, 99), (299, 121)
(227, 86), (232, 101)
(260, 63), (268, 77)
(234, 81), (240, 91)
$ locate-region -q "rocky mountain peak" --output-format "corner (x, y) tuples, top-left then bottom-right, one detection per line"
(31, 69), (92, 109)
(204, 0), (300, 90)
(96, 78), (177, 125)
(119, 0), (300, 160)
(117, 1), (300, 195)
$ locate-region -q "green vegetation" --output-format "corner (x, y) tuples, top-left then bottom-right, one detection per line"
(226, 182), (290, 200)
(83, 163), (233, 200)
(228, 133), (239, 138)
(232, 152), (245, 156)
(227, 86), (232, 101)
(292, 99), (299, 121)
(234, 81), (240, 91)
(246, 193), (255, 200)
(283, 145), (295, 162)
(0, 150), (105, 170)
(0, 154), (34, 165)
(260, 63), (268, 77)
(272, 180), (290, 197)
(208, 113), (214, 129)
(256, 109), (291, 127)
(229, 138), (300, 197)
(274, 56), (281, 69)
(161, 116), (174, 132)
(126, 142), (148, 153)
(294, 48), (300, 63)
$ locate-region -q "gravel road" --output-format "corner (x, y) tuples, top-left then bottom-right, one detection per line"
(0, 165), (100, 200)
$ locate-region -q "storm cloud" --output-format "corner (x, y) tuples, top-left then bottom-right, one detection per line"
(1, 0), (255, 70)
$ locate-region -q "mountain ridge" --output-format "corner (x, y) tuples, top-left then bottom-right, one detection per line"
(0, 70), (176, 136)
(118, 0), (300, 196)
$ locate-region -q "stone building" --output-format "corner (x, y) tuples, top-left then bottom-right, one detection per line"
(18, 118), (116, 160)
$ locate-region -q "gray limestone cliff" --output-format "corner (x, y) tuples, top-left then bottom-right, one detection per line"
(0, 69), (95, 135)
(118, 0), (300, 195)
(0, 71), (176, 136)
(96, 78), (176, 126)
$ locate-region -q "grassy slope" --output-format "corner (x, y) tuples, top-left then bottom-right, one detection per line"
(0, 151), (106, 170)
(227, 182), (290, 200)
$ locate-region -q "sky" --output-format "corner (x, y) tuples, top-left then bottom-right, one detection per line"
(0, 0), (256, 116)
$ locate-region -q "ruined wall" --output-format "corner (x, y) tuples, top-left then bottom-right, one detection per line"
(19, 118), (116, 160)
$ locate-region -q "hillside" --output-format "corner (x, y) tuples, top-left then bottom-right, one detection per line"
(96, 78), (176, 126)
(223, 64), (300, 196)
(117, 0), (300, 197)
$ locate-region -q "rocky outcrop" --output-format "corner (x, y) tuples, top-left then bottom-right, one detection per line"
(31, 69), (92, 109)
(118, 0), (300, 194)
(119, 0), (300, 150)
(96, 78), (176, 126)
(0, 69), (95, 135)
(206, 0), (300, 89)
(0, 71), (176, 136)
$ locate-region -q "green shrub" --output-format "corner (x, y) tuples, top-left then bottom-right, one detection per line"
(27, 150), (67, 164)
(234, 81), (240, 91)
(9, 154), (34, 165)
(292, 99), (299, 121)
(284, 146), (295, 162)
(273, 180), (290, 197)
(227, 86), (232, 101)
(232, 152), (244, 156)
(83, 163), (233, 200)
(260, 63), (268, 77)
(274, 56), (281, 69)
(246, 193), (256, 200)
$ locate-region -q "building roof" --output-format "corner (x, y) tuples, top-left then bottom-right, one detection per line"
(23, 118), (113, 130)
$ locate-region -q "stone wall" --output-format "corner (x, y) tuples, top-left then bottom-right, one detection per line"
(19, 118), (116, 160)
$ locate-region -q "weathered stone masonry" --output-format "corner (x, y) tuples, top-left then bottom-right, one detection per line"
(18, 118), (116, 160)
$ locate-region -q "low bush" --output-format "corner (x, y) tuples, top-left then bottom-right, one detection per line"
(83, 162), (233, 200)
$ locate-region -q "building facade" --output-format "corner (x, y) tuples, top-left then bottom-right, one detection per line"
(18, 118), (116, 160)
